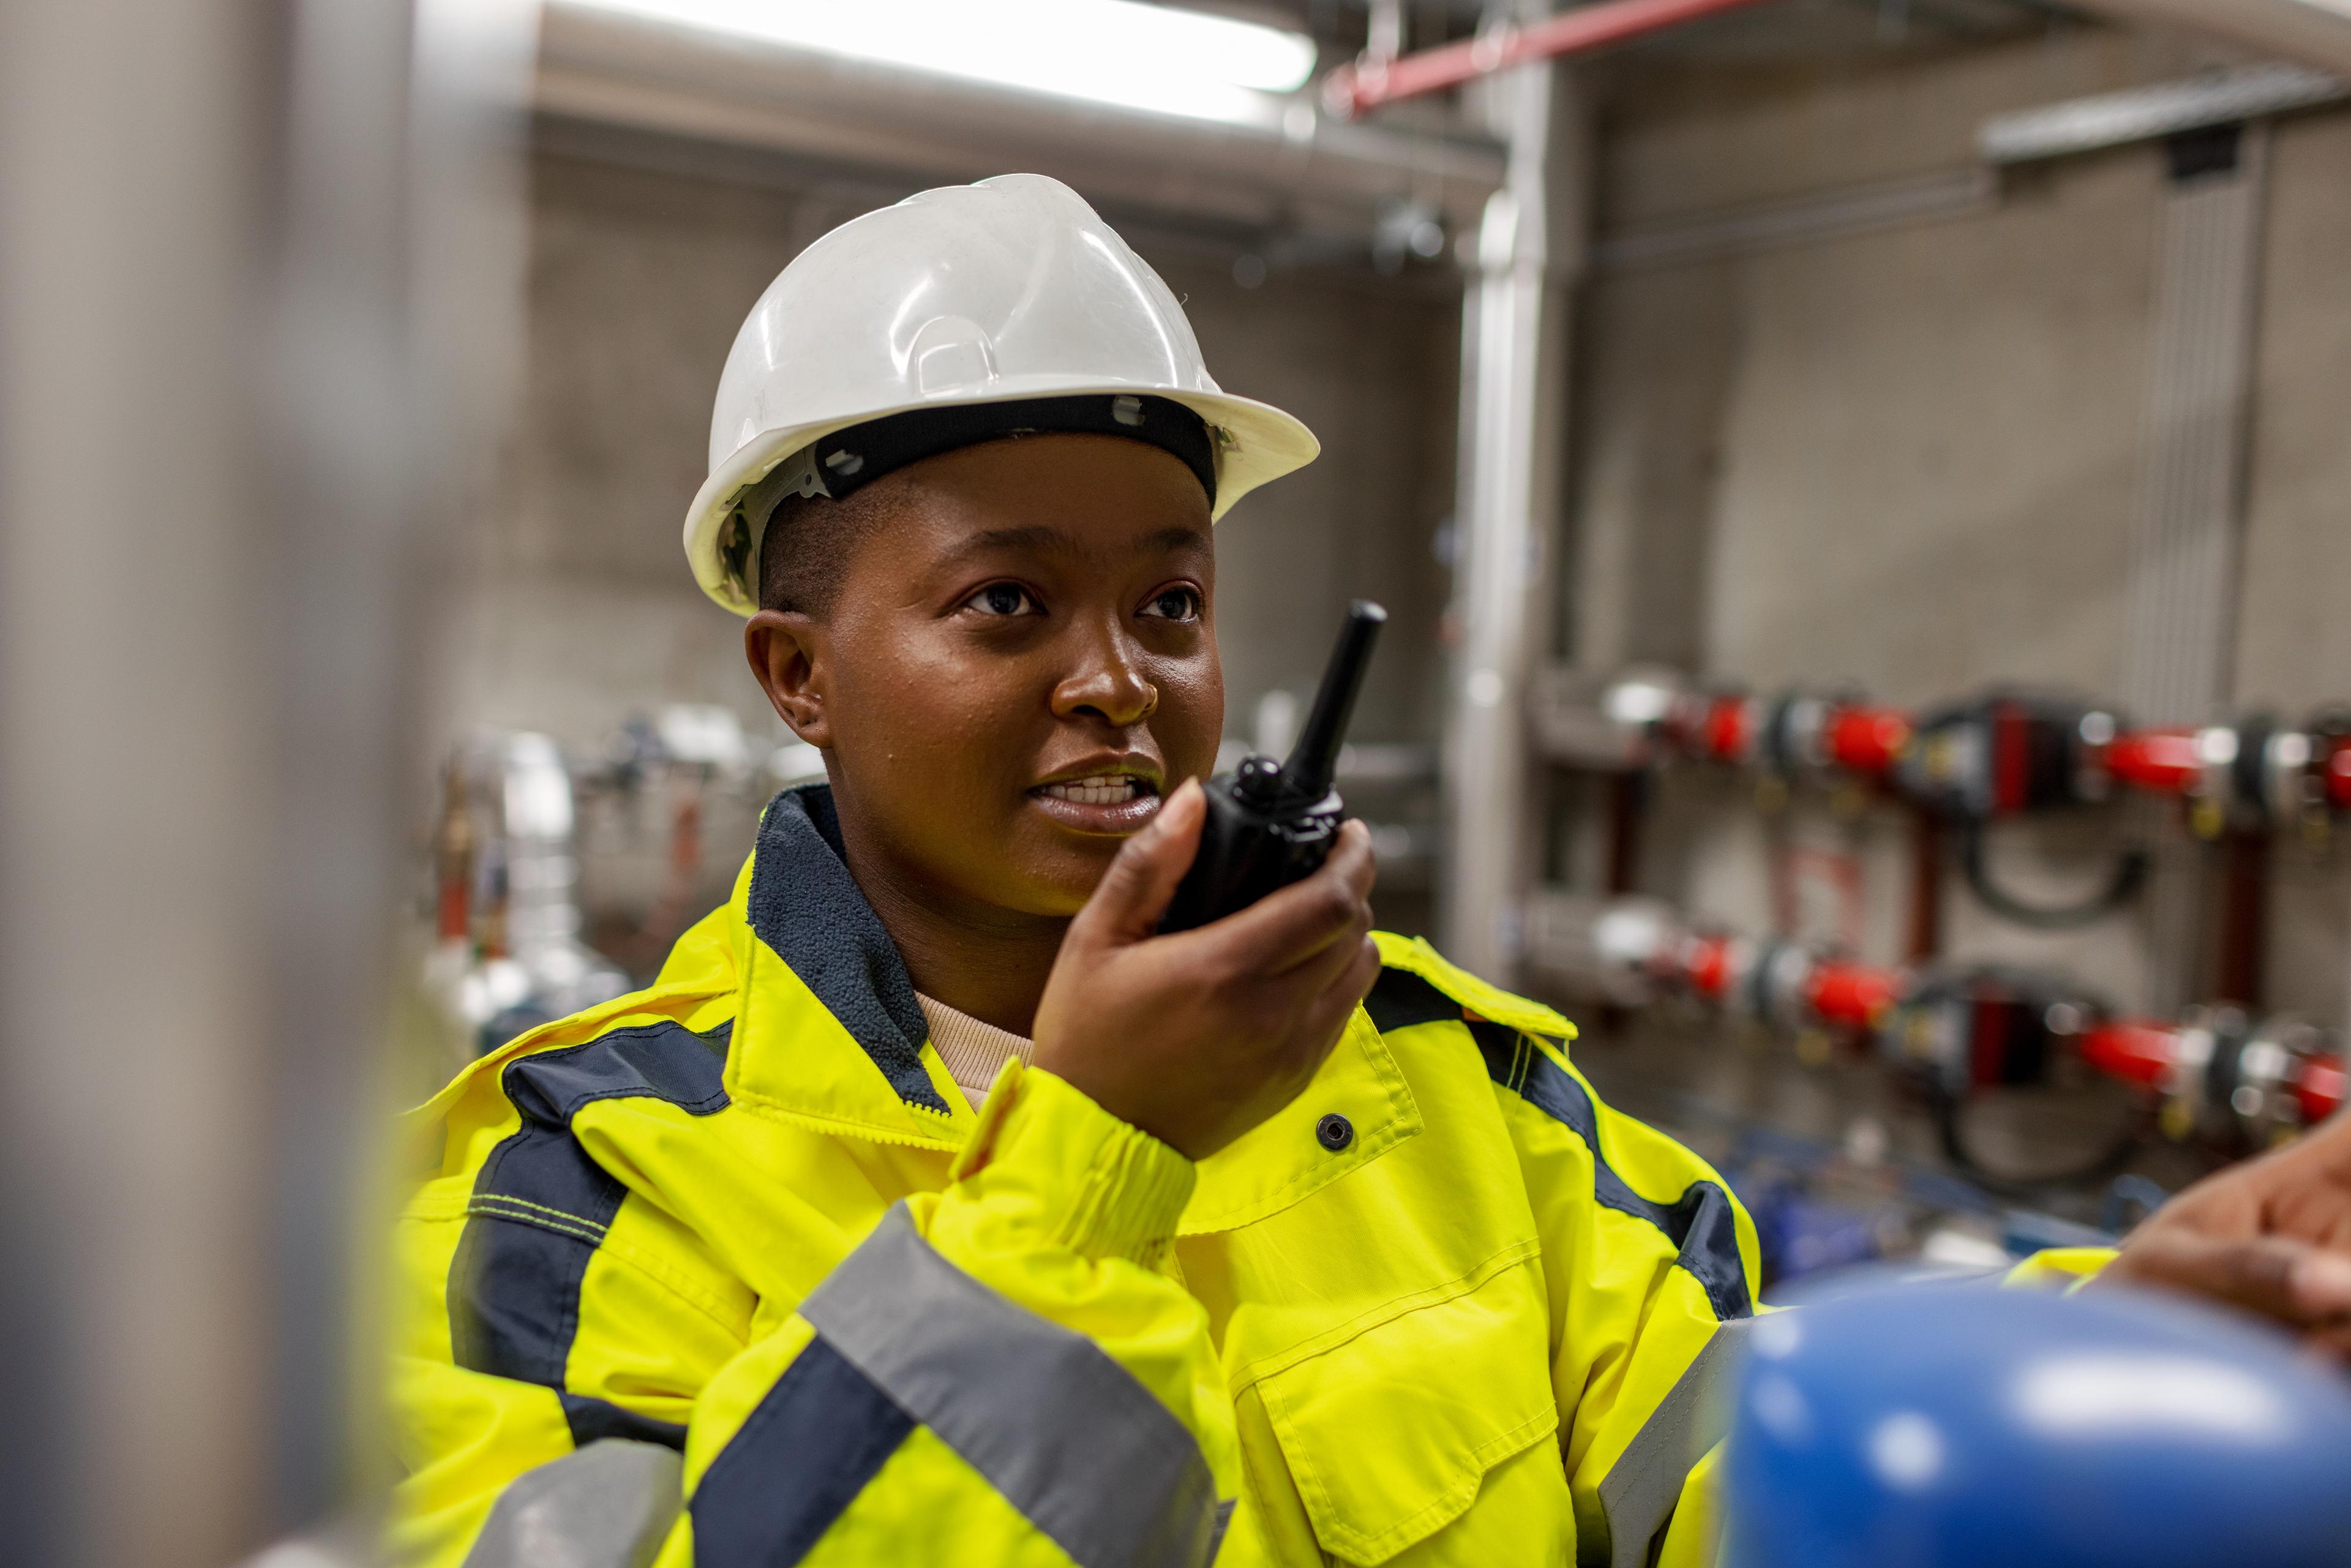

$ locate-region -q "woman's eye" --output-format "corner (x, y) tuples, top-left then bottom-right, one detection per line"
(966, 582), (1040, 617)
(1141, 587), (1201, 622)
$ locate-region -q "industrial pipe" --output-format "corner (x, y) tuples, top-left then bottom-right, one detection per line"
(536, 0), (1505, 243)
(2064, 0), (2351, 83)
(2080, 1011), (2346, 1135)
(1545, 668), (2351, 837)
(1323, 0), (1776, 119)
(1526, 891), (2347, 1152)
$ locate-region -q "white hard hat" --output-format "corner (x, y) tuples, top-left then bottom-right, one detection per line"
(683, 173), (1321, 615)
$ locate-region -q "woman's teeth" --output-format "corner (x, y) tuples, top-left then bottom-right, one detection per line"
(1040, 775), (1150, 806)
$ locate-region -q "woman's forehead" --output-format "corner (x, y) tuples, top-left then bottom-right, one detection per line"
(885, 437), (1216, 565)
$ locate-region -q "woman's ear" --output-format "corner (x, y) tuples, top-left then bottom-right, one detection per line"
(745, 610), (832, 747)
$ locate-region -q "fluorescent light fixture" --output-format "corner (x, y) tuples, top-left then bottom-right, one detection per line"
(564, 0), (1319, 125)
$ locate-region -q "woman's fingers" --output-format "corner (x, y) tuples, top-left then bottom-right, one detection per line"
(2105, 1230), (2351, 1330)
(1068, 779), (1205, 948)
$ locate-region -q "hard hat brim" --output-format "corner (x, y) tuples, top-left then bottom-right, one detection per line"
(683, 383), (1319, 617)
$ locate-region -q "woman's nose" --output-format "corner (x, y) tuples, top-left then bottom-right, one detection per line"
(1051, 626), (1158, 728)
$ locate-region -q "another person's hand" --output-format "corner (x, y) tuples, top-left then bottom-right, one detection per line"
(1031, 778), (1381, 1160)
(2096, 1111), (2351, 1358)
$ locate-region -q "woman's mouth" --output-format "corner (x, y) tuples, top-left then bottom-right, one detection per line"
(1039, 775), (1152, 806)
(1028, 773), (1162, 833)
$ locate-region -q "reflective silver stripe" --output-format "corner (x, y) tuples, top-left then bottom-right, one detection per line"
(462, 1438), (681, 1568)
(1594, 1316), (1751, 1568)
(801, 1204), (1223, 1568)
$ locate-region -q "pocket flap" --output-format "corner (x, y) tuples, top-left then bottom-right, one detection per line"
(1257, 1259), (1558, 1564)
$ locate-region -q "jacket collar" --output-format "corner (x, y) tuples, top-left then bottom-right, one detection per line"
(723, 784), (1423, 1226)
(746, 786), (947, 1112)
(726, 786), (969, 1149)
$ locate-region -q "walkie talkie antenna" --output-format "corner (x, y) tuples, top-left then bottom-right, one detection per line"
(1284, 601), (1387, 796)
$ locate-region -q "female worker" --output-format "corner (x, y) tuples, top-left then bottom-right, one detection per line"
(390, 174), (2351, 1568)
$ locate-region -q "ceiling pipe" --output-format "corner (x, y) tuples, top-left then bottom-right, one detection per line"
(534, 0), (1504, 241)
(1323, 0), (1776, 119)
(2064, 0), (2351, 79)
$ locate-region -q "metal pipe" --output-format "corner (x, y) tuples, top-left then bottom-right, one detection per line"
(0, 4), (275, 1556)
(1439, 11), (1582, 983)
(2216, 828), (2270, 1010)
(536, 0), (1505, 239)
(2064, 0), (2351, 81)
(1906, 810), (1944, 964)
(1324, 0), (1775, 119)
(1529, 891), (2349, 1133)
(1, 0), (529, 1558)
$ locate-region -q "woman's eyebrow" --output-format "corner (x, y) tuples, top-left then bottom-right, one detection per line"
(954, 524), (1066, 558)
(943, 522), (1209, 565)
(1138, 525), (1210, 557)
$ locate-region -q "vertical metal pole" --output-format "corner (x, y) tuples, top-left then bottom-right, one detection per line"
(1441, 5), (1583, 980)
(0, 5), (275, 1562)
(0, 0), (529, 1560)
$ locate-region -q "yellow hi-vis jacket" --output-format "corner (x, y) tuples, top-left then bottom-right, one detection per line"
(391, 785), (1765, 1568)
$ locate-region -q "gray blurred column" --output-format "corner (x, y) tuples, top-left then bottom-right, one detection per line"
(1440, 5), (1586, 981)
(0, 0), (530, 1562)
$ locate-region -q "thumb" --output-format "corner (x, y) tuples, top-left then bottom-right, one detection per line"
(1069, 778), (1205, 948)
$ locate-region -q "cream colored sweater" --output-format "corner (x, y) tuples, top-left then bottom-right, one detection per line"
(915, 992), (1034, 1111)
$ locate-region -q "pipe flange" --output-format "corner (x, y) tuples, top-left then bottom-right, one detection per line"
(2232, 1015), (2323, 1140)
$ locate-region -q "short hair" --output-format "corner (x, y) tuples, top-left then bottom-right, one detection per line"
(757, 486), (894, 618)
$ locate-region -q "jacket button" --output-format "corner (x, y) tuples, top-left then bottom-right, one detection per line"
(1316, 1113), (1354, 1152)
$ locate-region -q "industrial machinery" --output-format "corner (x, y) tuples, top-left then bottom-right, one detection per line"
(424, 731), (632, 1059)
(1547, 667), (2351, 831)
(421, 710), (823, 1060)
(1538, 669), (2351, 934)
(1529, 891), (2345, 1170)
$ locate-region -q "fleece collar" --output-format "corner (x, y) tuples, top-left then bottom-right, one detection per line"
(724, 786), (970, 1149)
(745, 787), (946, 1112)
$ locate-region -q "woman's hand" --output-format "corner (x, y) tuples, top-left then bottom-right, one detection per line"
(2096, 1111), (2351, 1357)
(1031, 779), (1381, 1160)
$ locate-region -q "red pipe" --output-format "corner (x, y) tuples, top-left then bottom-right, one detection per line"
(2079, 1021), (2181, 1092)
(2083, 1019), (2345, 1125)
(2322, 733), (2351, 812)
(1907, 810), (1943, 963)
(2300, 1056), (2345, 1125)
(1824, 704), (1912, 780)
(2104, 727), (2203, 797)
(1991, 702), (2033, 814)
(1682, 932), (1736, 1004)
(1324, 0), (1776, 117)
(1698, 695), (1754, 765)
(1805, 958), (1902, 1032)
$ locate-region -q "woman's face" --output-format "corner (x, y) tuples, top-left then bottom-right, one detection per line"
(746, 433), (1223, 919)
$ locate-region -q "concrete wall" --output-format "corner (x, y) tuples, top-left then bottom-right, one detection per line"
(430, 149), (1461, 937)
(1558, 25), (2351, 1032)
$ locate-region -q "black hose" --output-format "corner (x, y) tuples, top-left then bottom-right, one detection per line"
(1959, 819), (2147, 930)
(1929, 1085), (2145, 1198)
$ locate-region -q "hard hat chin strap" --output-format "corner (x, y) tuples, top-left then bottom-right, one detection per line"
(726, 392), (1218, 608)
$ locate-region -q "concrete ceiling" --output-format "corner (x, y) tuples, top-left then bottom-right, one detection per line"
(2067, 0), (2351, 75)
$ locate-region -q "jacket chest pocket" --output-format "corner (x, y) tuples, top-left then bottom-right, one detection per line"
(1251, 1255), (1563, 1565)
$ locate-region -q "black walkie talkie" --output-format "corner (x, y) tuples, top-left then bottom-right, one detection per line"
(1159, 600), (1386, 932)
